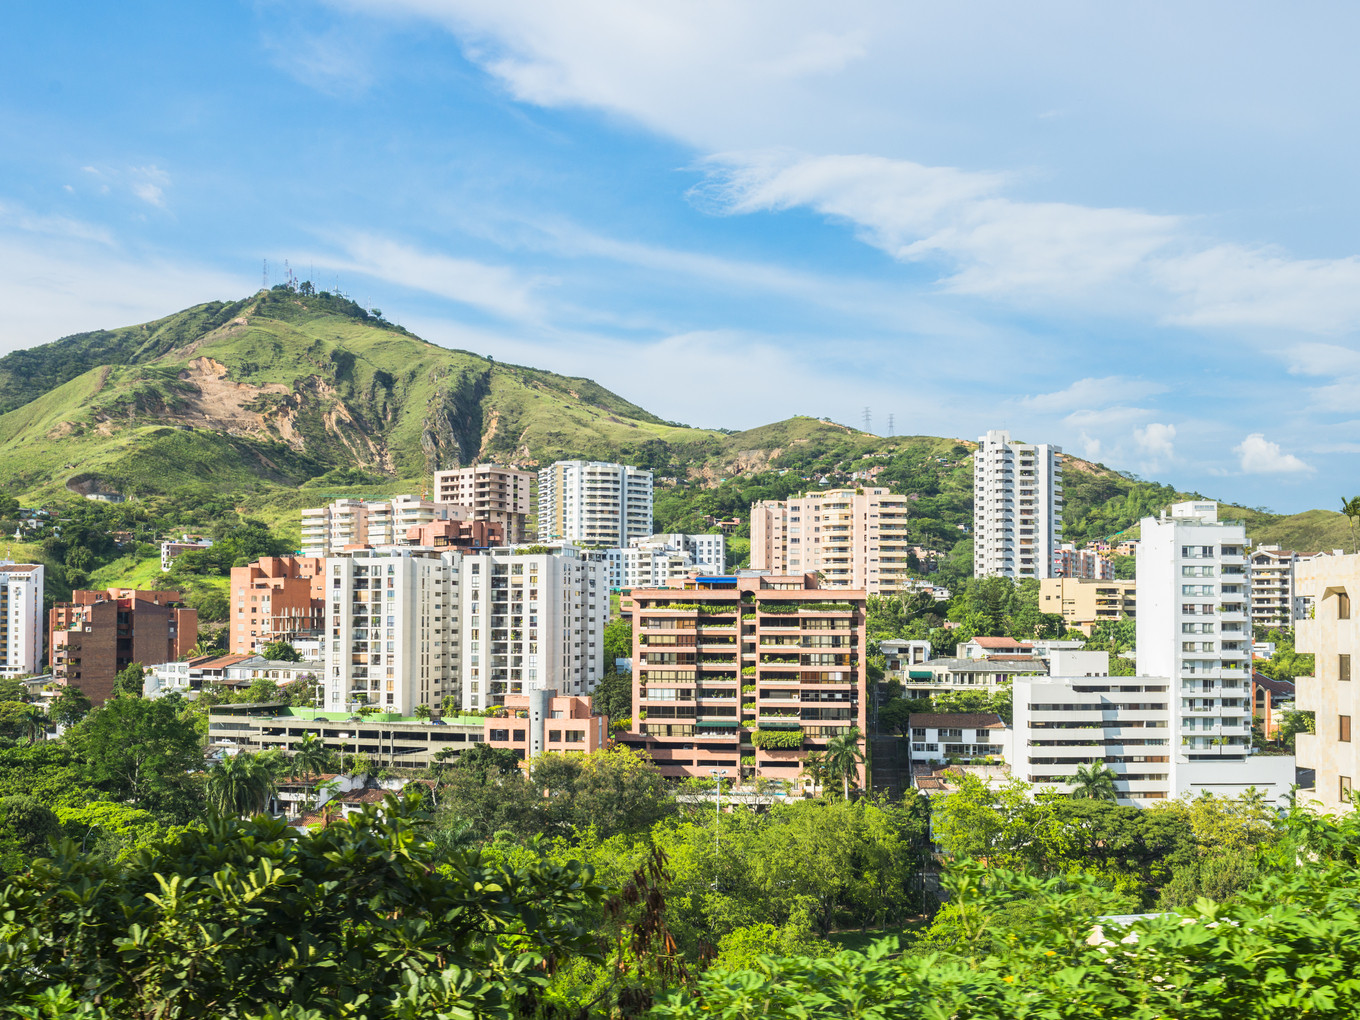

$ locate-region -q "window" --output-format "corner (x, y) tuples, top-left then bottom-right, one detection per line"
(1343, 654), (1352, 682)
(1342, 775), (1353, 801)
(1343, 716), (1352, 743)
(1341, 591), (1352, 621)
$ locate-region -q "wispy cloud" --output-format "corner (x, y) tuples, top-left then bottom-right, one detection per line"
(1020, 376), (1166, 413)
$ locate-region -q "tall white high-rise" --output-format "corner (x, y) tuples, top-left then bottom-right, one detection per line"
(456, 546), (607, 710)
(537, 461), (653, 546)
(0, 563), (43, 678)
(323, 548), (461, 716)
(1137, 501), (1293, 800)
(972, 430), (1063, 579)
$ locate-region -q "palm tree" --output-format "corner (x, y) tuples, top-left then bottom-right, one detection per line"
(413, 704), (432, 721)
(1068, 760), (1119, 801)
(289, 733), (329, 779)
(825, 728), (866, 800)
(19, 705), (48, 746)
(1342, 496), (1360, 554)
(206, 751), (281, 818)
(800, 750), (829, 795)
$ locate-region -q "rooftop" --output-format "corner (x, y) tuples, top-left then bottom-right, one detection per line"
(909, 712), (1007, 729)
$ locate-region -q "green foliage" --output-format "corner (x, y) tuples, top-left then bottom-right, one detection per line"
(111, 662), (146, 699)
(0, 678), (28, 703)
(592, 669), (633, 721)
(205, 751), (281, 818)
(0, 791), (606, 1018)
(261, 640), (301, 662)
(0, 795), (59, 870)
(66, 694), (203, 813)
(749, 729), (802, 749)
(1068, 759), (1119, 801)
(48, 685), (92, 728)
(603, 615), (633, 663)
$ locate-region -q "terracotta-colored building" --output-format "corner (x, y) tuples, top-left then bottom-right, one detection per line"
(481, 689), (610, 761)
(50, 588), (198, 705)
(621, 573), (867, 787)
(401, 519), (504, 550)
(229, 557), (326, 656)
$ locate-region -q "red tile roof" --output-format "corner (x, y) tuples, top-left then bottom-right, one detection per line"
(972, 636), (1032, 649)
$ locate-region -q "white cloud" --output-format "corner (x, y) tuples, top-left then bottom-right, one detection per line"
(129, 165), (170, 208)
(1134, 422), (1177, 461)
(303, 234), (545, 321)
(1235, 433), (1312, 474)
(1021, 375), (1166, 413)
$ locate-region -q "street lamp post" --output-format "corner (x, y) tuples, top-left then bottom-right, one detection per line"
(709, 768), (728, 851)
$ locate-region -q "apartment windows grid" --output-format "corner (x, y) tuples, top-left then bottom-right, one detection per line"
(973, 429), (1063, 580)
(1343, 654), (1353, 682)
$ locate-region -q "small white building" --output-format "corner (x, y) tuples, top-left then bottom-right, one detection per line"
(908, 712), (1010, 766)
(161, 535), (214, 572)
(146, 654), (322, 700)
(0, 563), (43, 679)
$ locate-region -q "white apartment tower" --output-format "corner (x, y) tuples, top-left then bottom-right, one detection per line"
(973, 430), (1063, 579)
(1137, 501), (1294, 800)
(323, 548), (461, 716)
(432, 465), (534, 543)
(0, 563), (43, 678)
(537, 461), (653, 546)
(457, 546), (607, 711)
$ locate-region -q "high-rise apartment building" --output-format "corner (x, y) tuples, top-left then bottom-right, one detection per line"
(1137, 501), (1293, 800)
(456, 546), (607, 711)
(973, 430), (1063, 579)
(301, 495), (469, 557)
(749, 488), (911, 593)
(229, 556), (326, 655)
(537, 461), (653, 546)
(623, 573), (866, 786)
(323, 548), (461, 716)
(432, 465), (534, 543)
(1294, 553), (1360, 811)
(1052, 543), (1113, 580)
(50, 589), (197, 705)
(0, 563), (43, 678)
(1249, 545), (1301, 630)
(604, 533), (727, 590)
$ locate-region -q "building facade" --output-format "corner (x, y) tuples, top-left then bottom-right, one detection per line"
(623, 573), (866, 786)
(537, 461), (653, 546)
(1052, 543), (1113, 580)
(1137, 502), (1294, 802)
(160, 535), (213, 572)
(907, 712), (1009, 766)
(456, 546), (608, 711)
(229, 556), (326, 655)
(604, 533), (726, 590)
(973, 430), (1063, 579)
(301, 495), (469, 558)
(749, 488), (912, 594)
(1249, 545), (1300, 630)
(50, 589), (198, 705)
(432, 465), (534, 543)
(481, 689), (610, 761)
(1295, 553), (1360, 811)
(0, 563), (43, 679)
(323, 548), (461, 716)
(1039, 577), (1137, 634)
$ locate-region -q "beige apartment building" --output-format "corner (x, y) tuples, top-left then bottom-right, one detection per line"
(750, 488), (911, 594)
(1295, 553), (1360, 811)
(1250, 545), (1298, 630)
(433, 465), (534, 543)
(621, 573), (867, 787)
(537, 460), (653, 546)
(1039, 577), (1137, 634)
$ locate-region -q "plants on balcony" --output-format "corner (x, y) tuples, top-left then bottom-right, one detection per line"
(750, 728), (803, 750)
(741, 666), (756, 676)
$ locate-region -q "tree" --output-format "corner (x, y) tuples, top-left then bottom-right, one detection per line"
(413, 703), (432, 720)
(261, 640), (301, 662)
(824, 728), (866, 800)
(0, 794), (59, 870)
(18, 704), (48, 745)
(206, 751), (281, 818)
(68, 694), (203, 808)
(0, 792), (607, 1017)
(603, 616), (633, 665)
(1069, 760), (1119, 801)
(0, 677), (27, 703)
(111, 662), (146, 699)
(48, 684), (92, 727)
(593, 669), (633, 721)
(288, 733), (329, 779)
(454, 742), (522, 783)
(800, 750), (830, 794)
(530, 746), (674, 838)
(1343, 496), (1360, 554)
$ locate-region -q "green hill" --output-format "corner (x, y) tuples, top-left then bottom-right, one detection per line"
(0, 286), (1350, 559)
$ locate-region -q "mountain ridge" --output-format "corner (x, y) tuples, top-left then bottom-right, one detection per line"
(0, 287), (1351, 555)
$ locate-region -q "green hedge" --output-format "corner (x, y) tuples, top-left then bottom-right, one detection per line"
(750, 729), (804, 749)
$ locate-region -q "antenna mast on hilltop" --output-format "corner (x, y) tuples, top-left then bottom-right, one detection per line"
(261, 259), (268, 290)
(285, 260), (296, 291)
(887, 414), (895, 437)
(863, 407), (872, 433)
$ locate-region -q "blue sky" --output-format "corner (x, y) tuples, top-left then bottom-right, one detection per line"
(3, 1), (1359, 513)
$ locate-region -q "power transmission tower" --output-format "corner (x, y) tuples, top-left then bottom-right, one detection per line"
(863, 407), (872, 433)
(261, 259), (268, 290)
(887, 414), (895, 437)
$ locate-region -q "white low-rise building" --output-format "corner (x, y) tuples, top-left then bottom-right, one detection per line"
(908, 712), (1010, 766)
(145, 654), (322, 700)
(0, 563), (43, 679)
